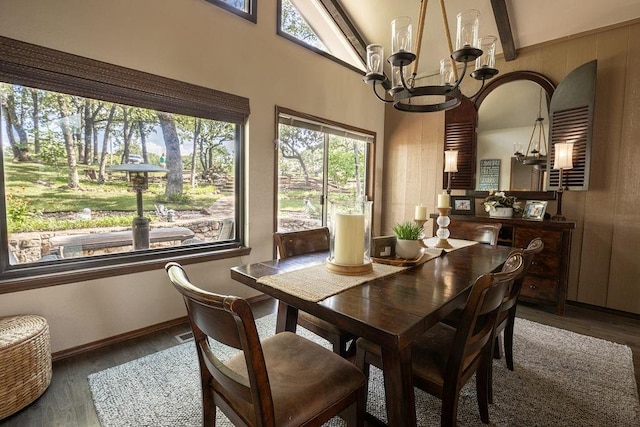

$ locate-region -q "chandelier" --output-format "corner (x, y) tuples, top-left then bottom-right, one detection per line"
(362, 2), (499, 113)
(514, 88), (548, 166)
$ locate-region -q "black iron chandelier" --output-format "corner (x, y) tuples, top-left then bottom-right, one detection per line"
(363, 1), (499, 113)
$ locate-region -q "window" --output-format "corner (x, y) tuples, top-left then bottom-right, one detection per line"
(276, 107), (375, 233)
(205, 0), (257, 23)
(0, 36), (250, 292)
(277, 0), (366, 73)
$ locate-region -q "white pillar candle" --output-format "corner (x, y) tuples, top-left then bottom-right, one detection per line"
(334, 213), (365, 265)
(414, 205), (427, 220)
(437, 192), (450, 208)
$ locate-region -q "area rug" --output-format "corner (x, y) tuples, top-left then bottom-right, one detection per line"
(89, 315), (640, 426)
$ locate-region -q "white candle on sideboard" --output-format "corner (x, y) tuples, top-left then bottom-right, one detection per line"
(334, 213), (365, 265)
(437, 192), (450, 208)
(415, 205), (427, 221)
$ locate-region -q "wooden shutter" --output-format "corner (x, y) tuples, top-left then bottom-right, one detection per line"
(444, 97), (476, 190)
(547, 60), (597, 191)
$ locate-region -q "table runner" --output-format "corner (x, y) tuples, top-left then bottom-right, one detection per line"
(422, 237), (478, 252)
(257, 262), (407, 302)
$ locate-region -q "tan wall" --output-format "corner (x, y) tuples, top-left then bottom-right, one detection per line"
(0, 0), (385, 353)
(381, 20), (640, 314)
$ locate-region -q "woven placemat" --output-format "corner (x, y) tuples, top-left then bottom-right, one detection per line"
(257, 262), (406, 302)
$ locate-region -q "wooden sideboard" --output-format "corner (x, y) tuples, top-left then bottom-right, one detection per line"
(431, 214), (575, 315)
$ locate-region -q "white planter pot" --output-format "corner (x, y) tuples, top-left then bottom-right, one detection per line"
(395, 239), (421, 259)
(490, 207), (513, 218)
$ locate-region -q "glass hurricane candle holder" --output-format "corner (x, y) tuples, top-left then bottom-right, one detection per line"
(327, 200), (373, 275)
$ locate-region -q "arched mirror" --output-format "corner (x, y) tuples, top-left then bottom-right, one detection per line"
(444, 71), (556, 198)
(475, 72), (555, 192)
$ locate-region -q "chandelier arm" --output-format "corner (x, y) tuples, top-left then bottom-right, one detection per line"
(439, 0), (458, 81)
(467, 78), (488, 100)
(372, 81), (393, 103)
(447, 60), (469, 93)
(412, 0), (429, 77)
(399, 63), (414, 92)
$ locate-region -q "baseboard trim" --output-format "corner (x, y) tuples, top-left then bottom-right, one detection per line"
(51, 294), (269, 362)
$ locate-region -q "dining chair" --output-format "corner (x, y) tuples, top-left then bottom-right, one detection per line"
(355, 252), (524, 427)
(273, 228), (358, 357)
(447, 221), (502, 246)
(165, 262), (366, 427)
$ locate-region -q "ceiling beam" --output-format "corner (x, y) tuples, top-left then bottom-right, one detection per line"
(490, 0), (517, 61)
(318, 0), (368, 63)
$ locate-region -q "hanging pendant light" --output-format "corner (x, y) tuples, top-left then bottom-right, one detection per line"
(514, 88), (548, 166)
(362, 2), (499, 113)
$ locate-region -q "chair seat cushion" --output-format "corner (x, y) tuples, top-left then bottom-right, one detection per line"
(226, 331), (365, 426)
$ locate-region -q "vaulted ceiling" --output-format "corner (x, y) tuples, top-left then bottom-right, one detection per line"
(336, 0), (640, 76)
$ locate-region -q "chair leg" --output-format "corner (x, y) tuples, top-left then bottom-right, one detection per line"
(354, 346), (370, 399)
(476, 354), (491, 423)
(493, 332), (504, 359)
(441, 383), (461, 427)
(505, 317), (516, 371)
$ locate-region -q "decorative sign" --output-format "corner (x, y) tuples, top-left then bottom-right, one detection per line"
(478, 159), (500, 191)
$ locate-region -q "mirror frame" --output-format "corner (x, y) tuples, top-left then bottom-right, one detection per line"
(467, 71), (557, 201)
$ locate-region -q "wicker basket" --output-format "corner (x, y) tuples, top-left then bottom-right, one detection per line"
(0, 315), (52, 419)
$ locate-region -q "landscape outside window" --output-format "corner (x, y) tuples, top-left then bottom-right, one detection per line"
(2, 83), (237, 265)
(206, 0), (256, 22)
(276, 110), (373, 233)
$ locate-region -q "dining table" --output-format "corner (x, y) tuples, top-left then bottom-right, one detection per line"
(230, 241), (513, 426)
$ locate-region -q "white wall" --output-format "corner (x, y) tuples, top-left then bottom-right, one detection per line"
(0, 0), (385, 353)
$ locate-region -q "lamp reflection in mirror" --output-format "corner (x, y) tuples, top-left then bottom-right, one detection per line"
(444, 149), (459, 194)
(552, 142), (574, 221)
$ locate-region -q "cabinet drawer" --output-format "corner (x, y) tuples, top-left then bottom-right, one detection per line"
(513, 227), (562, 275)
(520, 276), (558, 303)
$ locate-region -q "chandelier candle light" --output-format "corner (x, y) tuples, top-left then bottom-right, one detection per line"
(363, 2), (499, 112)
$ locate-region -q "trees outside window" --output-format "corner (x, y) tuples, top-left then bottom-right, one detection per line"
(0, 36), (248, 292)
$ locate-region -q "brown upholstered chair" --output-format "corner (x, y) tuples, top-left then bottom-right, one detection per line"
(165, 262), (366, 427)
(447, 222), (502, 246)
(273, 228), (357, 357)
(355, 252), (524, 427)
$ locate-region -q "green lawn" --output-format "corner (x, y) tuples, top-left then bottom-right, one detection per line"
(5, 160), (225, 232)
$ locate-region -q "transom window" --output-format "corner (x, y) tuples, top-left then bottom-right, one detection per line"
(205, 0), (257, 23)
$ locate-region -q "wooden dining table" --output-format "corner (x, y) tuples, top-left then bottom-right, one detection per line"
(230, 243), (513, 426)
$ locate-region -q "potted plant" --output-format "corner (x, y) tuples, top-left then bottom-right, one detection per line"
(483, 191), (522, 218)
(392, 221), (424, 259)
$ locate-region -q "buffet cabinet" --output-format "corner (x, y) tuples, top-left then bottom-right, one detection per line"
(432, 215), (575, 315)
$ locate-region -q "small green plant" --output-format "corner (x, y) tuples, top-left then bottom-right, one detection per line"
(392, 221), (424, 240)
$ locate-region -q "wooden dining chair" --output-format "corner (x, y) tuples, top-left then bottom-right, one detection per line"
(165, 262), (366, 427)
(273, 228), (357, 357)
(448, 221), (502, 246)
(355, 252), (524, 427)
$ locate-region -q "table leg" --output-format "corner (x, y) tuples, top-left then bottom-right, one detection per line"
(381, 345), (416, 427)
(276, 301), (298, 333)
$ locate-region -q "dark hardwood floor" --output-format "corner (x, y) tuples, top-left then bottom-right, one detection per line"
(2, 298), (639, 427)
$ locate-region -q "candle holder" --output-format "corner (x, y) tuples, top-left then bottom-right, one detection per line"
(434, 207), (453, 249)
(326, 200), (374, 275)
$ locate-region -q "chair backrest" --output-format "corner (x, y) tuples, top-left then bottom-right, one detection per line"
(499, 238), (544, 314)
(448, 221), (502, 246)
(447, 251), (524, 385)
(165, 262), (274, 426)
(273, 227), (330, 259)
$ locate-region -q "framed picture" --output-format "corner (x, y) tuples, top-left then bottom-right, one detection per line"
(451, 196), (475, 215)
(522, 200), (548, 221)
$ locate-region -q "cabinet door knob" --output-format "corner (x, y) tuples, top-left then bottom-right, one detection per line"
(529, 284), (538, 289)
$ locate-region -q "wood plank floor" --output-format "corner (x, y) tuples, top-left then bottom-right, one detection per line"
(1, 299), (639, 427)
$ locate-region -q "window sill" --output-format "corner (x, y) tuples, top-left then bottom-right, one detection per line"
(0, 245), (251, 294)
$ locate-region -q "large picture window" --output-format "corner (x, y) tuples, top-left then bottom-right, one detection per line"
(0, 36), (249, 292)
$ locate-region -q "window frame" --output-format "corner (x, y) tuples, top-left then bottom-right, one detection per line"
(276, 0), (368, 74)
(273, 106), (376, 240)
(204, 0), (257, 23)
(0, 36), (250, 294)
